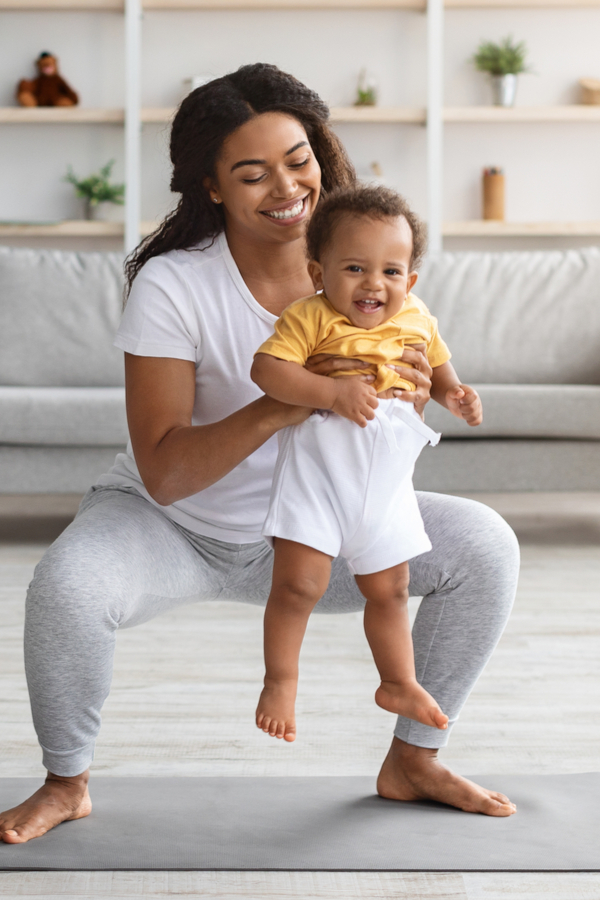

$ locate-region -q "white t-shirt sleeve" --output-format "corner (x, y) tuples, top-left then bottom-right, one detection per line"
(115, 256), (201, 362)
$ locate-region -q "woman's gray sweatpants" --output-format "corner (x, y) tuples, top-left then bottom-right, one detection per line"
(24, 485), (519, 777)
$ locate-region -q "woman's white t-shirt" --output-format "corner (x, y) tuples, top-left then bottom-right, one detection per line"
(97, 232), (280, 543)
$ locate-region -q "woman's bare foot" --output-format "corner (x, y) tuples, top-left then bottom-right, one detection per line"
(375, 680), (449, 730)
(377, 737), (516, 817)
(0, 771), (91, 844)
(256, 678), (297, 741)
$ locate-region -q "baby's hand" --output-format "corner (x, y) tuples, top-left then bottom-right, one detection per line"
(331, 377), (378, 427)
(446, 384), (482, 426)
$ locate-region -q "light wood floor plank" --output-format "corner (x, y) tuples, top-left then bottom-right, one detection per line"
(0, 870), (468, 899)
(464, 872), (600, 899)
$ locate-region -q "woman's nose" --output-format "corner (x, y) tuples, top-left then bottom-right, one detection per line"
(271, 168), (297, 198)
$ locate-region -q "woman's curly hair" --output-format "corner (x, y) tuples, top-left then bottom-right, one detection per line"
(305, 184), (428, 271)
(125, 63), (356, 296)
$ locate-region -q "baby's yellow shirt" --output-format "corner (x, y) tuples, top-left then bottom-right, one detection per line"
(256, 292), (451, 392)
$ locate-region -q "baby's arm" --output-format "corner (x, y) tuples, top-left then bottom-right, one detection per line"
(430, 361), (482, 427)
(251, 353), (378, 428)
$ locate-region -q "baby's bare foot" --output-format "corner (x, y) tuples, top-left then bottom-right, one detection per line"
(256, 678), (297, 742)
(375, 680), (449, 731)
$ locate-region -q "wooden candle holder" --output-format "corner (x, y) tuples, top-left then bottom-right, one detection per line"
(483, 168), (505, 221)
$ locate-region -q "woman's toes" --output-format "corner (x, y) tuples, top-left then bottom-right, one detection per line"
(1, 829), (22, 843)
(485, 792), (516, 816)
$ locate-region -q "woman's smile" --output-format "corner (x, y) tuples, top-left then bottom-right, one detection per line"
(261, 195), (308, 224)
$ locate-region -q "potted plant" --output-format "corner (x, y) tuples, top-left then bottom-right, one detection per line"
(472, 36), (530, 107)
(64, 160), (125, 220)
(354, 69), (378, 107)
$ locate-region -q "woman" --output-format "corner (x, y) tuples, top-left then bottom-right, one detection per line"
(0, 64), (518, 843)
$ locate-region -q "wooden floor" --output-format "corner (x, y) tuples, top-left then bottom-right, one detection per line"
(1, 492), (599, 899)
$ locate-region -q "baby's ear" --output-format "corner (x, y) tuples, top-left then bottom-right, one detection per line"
(307, 259), (324, 291)
(407, 271), (418, 293)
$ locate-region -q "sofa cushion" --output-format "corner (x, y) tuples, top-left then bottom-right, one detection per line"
(0, 387), (128, 445)
(0, 246), (125, 387)
(419, 248), (600, 385)
(424, 384), (600, 439)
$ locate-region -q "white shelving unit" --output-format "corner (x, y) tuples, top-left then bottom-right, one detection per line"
(2, 0), (600, 249)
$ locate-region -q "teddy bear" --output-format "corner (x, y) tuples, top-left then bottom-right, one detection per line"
(17, 52), (79, 107)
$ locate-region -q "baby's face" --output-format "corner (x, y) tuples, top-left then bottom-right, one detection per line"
(308, 214), (418, 330)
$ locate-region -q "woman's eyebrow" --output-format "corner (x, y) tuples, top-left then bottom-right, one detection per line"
(230, 141), (309, 173)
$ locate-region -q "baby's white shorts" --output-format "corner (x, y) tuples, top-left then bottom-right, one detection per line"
(262, 399), (441, 575)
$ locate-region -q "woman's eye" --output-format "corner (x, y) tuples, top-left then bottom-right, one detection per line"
(289, 157), (310, 170)
(242, 174), (267, 184)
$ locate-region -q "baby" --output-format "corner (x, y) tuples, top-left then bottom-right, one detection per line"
(251, 184), (482, 742)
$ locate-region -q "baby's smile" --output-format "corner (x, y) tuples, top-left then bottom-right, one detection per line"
(353, 297), (385, 314)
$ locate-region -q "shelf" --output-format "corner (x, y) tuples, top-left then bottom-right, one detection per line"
(0, 0), (427, 7)
(443, 221), (600, 236)
(0, 0), (123, 8)
(445, 106), (600, 122)
(144, 0), (425, 6)
(0, 221), (156, 237)
(3, 0), (598, 8)
(330, 106), (425, 123)
(4, 106), (600, 125)
(0, 107), (125, 123)
(446, 0), (600, 6)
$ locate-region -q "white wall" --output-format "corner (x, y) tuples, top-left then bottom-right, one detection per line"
(1, 5), (599, 250)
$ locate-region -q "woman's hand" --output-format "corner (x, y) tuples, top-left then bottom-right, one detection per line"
(305, 354), (376, 384)
(385, 344), (432, 416)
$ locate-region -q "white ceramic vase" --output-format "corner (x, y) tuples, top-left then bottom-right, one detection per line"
(491, 74), (518, 107)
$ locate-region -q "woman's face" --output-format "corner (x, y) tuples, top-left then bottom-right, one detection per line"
(208, 112), (322, 245)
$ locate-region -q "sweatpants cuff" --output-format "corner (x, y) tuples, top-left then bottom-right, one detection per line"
(41, 742), (95, 777)
(394, 716), (457, 750)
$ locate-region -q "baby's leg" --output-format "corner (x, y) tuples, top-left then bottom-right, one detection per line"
(356, 563), (448, 731)
(256, 539), (332, 742)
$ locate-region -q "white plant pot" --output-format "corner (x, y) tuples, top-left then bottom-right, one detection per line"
(491, 74), (518, 108)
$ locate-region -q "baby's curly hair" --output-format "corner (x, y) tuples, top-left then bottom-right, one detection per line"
(305, 184), (427, 270)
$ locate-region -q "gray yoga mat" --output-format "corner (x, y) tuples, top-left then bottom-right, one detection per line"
(1, 775), (599, 871)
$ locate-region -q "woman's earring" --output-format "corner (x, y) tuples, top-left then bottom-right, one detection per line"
(212, 198), (220, 204)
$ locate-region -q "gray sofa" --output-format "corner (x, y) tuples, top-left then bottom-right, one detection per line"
(1, 244), (599, 494)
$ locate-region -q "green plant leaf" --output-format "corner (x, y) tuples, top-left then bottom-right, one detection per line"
(63, 159), (125, 205)
(472, 35), (530, 76)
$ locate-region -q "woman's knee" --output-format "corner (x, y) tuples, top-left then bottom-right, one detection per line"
(416, 492), (520, 601)
(26, 526), (127, 629)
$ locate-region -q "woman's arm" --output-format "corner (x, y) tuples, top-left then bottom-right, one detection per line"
(125, 354), (311, 506)
(430, 360), (483, 426)
(251, 353), (378, 427)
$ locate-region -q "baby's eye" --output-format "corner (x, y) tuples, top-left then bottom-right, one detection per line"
(346, 265), (363, 273)
(384, 268), (401, 276)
